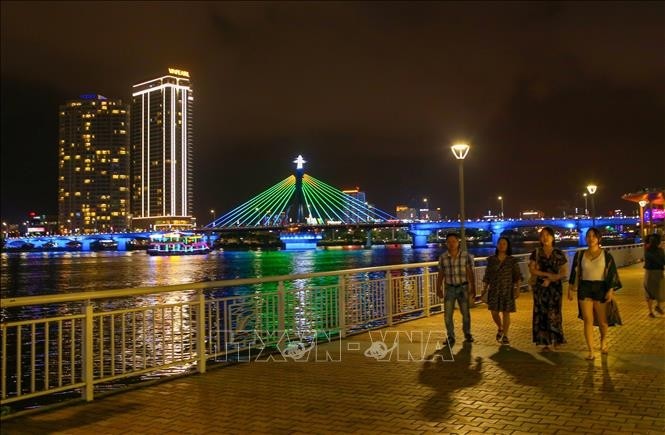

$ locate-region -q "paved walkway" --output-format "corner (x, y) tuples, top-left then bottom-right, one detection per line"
(2, 263), (664, 434)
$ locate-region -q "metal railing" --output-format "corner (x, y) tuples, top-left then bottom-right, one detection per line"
(0, 244), (643, 408)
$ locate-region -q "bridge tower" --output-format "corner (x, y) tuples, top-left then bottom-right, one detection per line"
(289, 155), (308, 224)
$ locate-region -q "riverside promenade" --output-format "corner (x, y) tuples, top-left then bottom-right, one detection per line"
(2, 263), (664, 435)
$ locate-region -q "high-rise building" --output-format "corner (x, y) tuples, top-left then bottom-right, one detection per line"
(130, 68), (194, 231)
(343, 187), (367, 223)
(58, 94), (130, 234)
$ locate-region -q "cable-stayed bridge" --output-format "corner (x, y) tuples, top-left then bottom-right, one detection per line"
(206, 155), (395, 229)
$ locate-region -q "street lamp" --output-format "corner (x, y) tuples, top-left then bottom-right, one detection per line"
(638, 200), (648, 240)
(586, 184), (597, 227)
(451, 143), (470, 251)
(209, 209), (215, 224)
(497, 196), (504, 219)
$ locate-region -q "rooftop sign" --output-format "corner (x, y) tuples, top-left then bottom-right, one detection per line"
(168, 68), (190, 78)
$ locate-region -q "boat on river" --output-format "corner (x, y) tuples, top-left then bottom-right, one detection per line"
(147, 232), (211, 256)
(90, 239), (119, 251)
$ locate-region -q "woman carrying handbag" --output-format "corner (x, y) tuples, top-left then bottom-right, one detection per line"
(568, 228), (622, 361)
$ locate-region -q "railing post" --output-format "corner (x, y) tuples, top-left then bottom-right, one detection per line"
(197, 289), (207, 374)
(277, 281), (286, 344)
(338, 274), (346, 338)
(423, 268), (431, 317)
(82, 300), (94, 402)
(385, 273), (393, 327)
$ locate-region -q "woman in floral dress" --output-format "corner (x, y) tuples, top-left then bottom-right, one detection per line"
(529, 227), (568, 350)
(482, 237), (522, 345)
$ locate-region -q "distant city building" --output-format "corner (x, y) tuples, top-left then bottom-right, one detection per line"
(58, 95), (130, 234)
(130, 68), (195, 231)
(395, 205), (418, 221)
(343, 187), (366, 204)
(26, 212), (59, 236)
(520, 210), (545, 219)
(343, 187), (367, 223)
(419, 208), (441, 221)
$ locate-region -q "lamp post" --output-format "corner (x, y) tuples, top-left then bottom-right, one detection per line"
(451, 143), (470, 252)
(583, 193), (588, 216)
(638, 200), (648, 241)
(209, 209), (215, 225)
(586, 184), (597, 227)
(498, 196), (504, 219)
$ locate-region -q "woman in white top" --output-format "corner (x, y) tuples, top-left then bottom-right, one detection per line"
(568, 228), (622, 361)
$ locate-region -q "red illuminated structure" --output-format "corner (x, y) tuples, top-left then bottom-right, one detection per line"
(622, 188), (664, 238)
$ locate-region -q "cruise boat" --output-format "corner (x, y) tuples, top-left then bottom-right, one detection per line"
(147, 232), (211, 256)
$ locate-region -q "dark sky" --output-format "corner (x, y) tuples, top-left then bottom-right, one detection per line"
(2, 1), (664, 224)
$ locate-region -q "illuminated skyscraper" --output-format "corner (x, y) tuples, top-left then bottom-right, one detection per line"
(343, 187), (367, 223)
(58, 95), (130, 234)
(130, 68), (194, 230)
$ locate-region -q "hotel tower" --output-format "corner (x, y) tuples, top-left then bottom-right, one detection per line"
(130, 68), (194, 230)
(58, 95), (130, 234)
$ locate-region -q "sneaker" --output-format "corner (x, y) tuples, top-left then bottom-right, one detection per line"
(501, 336), (510, 345)
(656, 306), (664, 315)
(464, 335), (474, 343)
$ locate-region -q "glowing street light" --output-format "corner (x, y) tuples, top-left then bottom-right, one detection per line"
(497, 196), (504, 219)
(586, 184), (597, 227)
(209, 209), (215, 224)
(451, 143), (470, 251)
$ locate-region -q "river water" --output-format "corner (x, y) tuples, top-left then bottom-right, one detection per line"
(1, 245), (513, 298)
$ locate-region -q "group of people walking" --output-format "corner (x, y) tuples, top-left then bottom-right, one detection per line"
(435, 227), (665, 360)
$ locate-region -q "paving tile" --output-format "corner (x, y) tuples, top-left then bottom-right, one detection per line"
(1, 263), (663, 434)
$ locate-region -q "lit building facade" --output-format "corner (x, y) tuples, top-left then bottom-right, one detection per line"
(521, 210), (545, 219)
(343, 187), (367, 223)
(419, 208), (441, 221)
(130, 68), (194, 231)
(395, 205), (418, 221)
(58, 95), (130, 234)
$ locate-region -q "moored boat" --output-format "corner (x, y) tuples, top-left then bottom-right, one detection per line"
(147, 232), (210, 256)
(90, 239), (119, 251)
(126, 237), (151, 251)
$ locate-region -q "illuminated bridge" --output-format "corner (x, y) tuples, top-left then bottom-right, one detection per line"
(2, 155), (640, 251)
(205, 155), (397, 248)
(202, 155), (638, 249)
(407, 217), (639, 248)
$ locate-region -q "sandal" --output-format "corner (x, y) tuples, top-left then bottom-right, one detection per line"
(649, 313), (656, 318)
(585, 354), (595, 361)
(501, 336), (510, 345)
(496, 330), (503, 341)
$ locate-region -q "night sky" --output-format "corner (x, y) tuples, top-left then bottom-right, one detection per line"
(2, 1), (663, 224)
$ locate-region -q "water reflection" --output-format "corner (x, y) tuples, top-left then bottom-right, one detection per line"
(2, 246), (451, 297)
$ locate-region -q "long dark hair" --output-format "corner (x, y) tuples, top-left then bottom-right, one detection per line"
(647, 233), (662, 252)
(540, 227), (556, 246)
(586, 227), (602, 244)
(494, 236), (513, 256)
